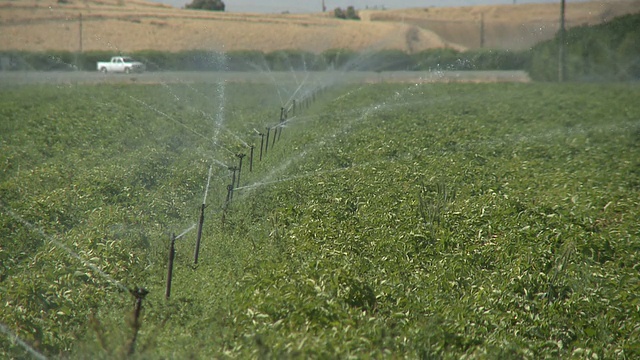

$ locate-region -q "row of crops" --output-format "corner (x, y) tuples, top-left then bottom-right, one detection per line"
(1, 77), (640, 358)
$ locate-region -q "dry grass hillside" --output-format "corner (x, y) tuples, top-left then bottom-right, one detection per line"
(363, 0), (640, 50)
(0, 0), (638, 53)
(0, 0), (454, 53)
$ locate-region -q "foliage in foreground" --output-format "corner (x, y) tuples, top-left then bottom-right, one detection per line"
(1, 80), (639, 358)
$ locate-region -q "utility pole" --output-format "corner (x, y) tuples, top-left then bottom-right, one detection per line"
(479, 13), (485, 49)
(79, 13), (83, 53)
(76, 13), (83, 70)
(558, 0), (566, 82)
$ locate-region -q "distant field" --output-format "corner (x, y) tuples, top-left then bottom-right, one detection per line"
(1, 0), (639, 52)
(365, 0), (640, 50)
(0, 70), (531, 86)
(1, 79), (639, 358)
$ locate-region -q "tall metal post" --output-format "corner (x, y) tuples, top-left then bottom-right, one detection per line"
(165, 233), (176, 300)
(236, 153), (245, 187)
(265, 127), (270, 156)
(259, 133), (264, 161)
(249, 145), (255, 172)
(272, 127), (278, 146)
(559, 0), (566, 82)
(127, 287), (149, 356)
(229, 166), (238, 192)
(479, 13), (485, 49)
(194, 203), (206, 265)
(79, 13), (83, 53)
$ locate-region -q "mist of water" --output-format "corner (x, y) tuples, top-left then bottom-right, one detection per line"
(175, 223), (197, 240)
(203, 165), (213, 205)
(1, 204), (129, 293)
(0, 323), (47, 360)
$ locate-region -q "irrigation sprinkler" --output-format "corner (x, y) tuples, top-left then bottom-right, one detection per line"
(127, 287), (149, 356)
(293, 99), (297, 116)
(236, 153), (246, 187)
(249, 145), (255, 172)
(259, 133), (265, 161)
(193, 203), (206, 265)
(272, 126), (278, 146)
(278, 108), (286, 140)
(225, 183), (234, 205)
(229, 166), (238, 192)
(165, 233), (176, 300)
(265, 127), (271, 156)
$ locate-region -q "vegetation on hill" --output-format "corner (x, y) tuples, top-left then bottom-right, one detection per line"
(527, 12), (640, 81)
(334, 6), (360, 20)
(185, 0), (225, 11)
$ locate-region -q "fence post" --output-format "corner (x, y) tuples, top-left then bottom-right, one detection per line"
(265, 127), (271, 156)
(194, 203), (206, 265)
(127, 287), (149, 356)
(259, 133), (264, 161)
(249, 145), (254, 172)
(165, 233), (176, 300)
(272, 127), (278, 146)
(236, 153), (245, 187)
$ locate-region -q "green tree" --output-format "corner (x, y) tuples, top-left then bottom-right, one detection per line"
(185, 0), (225, 11)
(334, 6), (360, 20)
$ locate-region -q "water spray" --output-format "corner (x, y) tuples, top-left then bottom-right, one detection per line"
(163, 224), (195, 299)
(1, 204), (128, 293)
(0, 323), (47, 360)
(194, 166), (213, 265)
(279, 107), (286, 140)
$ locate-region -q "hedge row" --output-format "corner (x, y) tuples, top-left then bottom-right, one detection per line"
(526, 12), (640, 81)
(0, 48), (529, 72)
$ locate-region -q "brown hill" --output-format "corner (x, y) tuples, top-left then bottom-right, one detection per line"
(362, 0), (640, 50)
(0, 0), (454, 53)
(0, 0), (638, 53)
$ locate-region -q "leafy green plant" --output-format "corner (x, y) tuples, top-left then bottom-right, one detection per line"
(1, 81), (639, 358)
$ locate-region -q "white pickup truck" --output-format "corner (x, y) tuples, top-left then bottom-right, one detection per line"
(97, 56), (145, 73)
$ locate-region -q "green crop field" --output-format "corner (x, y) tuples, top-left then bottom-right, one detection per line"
(1, 80), (639, 359)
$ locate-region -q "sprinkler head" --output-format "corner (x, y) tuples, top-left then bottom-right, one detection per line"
(130, 287), (149, 299)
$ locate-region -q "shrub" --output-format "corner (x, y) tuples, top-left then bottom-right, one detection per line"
(334, 6), (360, 20)
(527, 12), (640, 81)
(185, 0), (225, 11)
